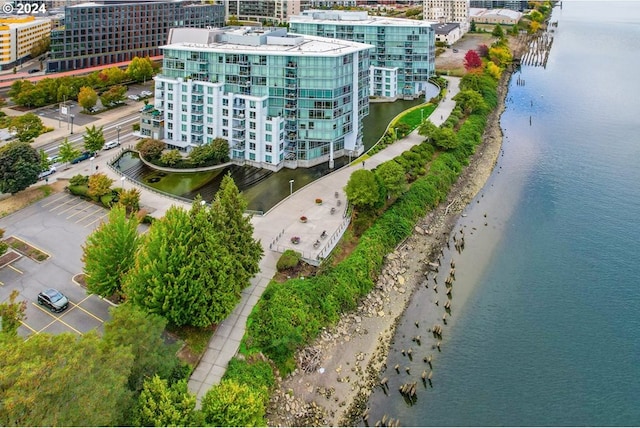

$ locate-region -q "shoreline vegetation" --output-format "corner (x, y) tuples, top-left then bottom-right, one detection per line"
(264, 67), (513, 426)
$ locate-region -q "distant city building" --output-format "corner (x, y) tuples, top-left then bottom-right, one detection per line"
(290, 10), (435, 100)
(469, 8), (522, 25)
(46, 0), (224, 73)
(423, 0), (469, 29)
(306, 0), (357, 8)
(0, 16), (51, 70)
(470, 0), (528, 12)
(148, 27), (372, 170)
(225, 0), (307, 24)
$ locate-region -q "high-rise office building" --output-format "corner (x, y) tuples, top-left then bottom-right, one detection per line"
(46, 0), (224, 72)
(225, 0), (307, 24)
(290, 10), (435, 99)
(150, 27), (372, 170)
(0, 16), (51, 70)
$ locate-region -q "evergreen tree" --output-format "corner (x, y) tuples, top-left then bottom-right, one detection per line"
(82, 205), (141, 299)
(0, 142), (40, 194)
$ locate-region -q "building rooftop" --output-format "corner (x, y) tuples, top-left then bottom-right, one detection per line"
(163, 27), (373, 57)
(469, 8), (523, 20)
(432, 22), (461, 34)
(291, 10), (434, 28)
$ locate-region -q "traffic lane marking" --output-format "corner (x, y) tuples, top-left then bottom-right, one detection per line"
(66, 203), (95, 219)
(41, 194), (71, 207)
(48, 197), (81, 212)
(75, 207), (105, 224)
(57, 200), (90, 215)
(31, 302), (83, 335)
(71, 295), (105, 323)
(84, 212), (109, 228)
(58, 304), (104, 334)
(7, 264), (22, 274)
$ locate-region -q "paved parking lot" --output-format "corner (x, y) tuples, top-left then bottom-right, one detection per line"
(0, 193), (114, 337)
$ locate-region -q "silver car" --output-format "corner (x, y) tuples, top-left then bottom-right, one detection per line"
(37, 288), (69, 312)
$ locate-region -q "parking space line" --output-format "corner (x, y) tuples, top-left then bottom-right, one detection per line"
(7, 264), (22, 274)
(20, 321), (37, 333)
(48, 197), (81, 212)
(41, 194), (71, 207)
(71, 295), (105, 323)
(66, 203), (94, 220)
(57, 201), (88, 215)
(84, 212), (109, 228)
(32, 302), (84, 335)
(75, 207), (104, 224)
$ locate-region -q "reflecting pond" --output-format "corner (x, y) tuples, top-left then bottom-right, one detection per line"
(118, 97), (426, 212)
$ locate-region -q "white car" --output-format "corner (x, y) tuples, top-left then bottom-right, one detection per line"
(140, 90), (152, 97)
(38, 166), (56, 180)
(127, 94), (140, 101)
(103, 140), (120, 150)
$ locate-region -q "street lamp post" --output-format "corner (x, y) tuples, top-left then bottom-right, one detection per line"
(289, 179), (294, 196)
(70, 114), (75, 134)
(120, 176), (126, 189)
(117, 125), (121, 145)
(90, 156), (95, 174)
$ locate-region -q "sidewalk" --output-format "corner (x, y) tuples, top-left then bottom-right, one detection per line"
(187, 76), (461, 402)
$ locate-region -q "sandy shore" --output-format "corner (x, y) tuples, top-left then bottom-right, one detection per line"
(266, 69), (512, 427)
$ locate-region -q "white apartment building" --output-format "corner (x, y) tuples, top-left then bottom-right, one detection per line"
(151, 27), (372, 171)
(423, 0), (470, 30)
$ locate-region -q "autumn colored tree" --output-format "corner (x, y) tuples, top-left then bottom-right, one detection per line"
(160, 149), (181, 166)
(127, 57), (154, 83)
(464, 50), (483, 71)
(488, 44), (513, 67)
(100, 85), (127, 107)
(82, 205), (141, 299)
(0, 289), (26, 338)
(136, 138), (165, 160)
(477, 44), (489, 58)
(88, 173), (114, 198)
(117, 188), (141, 214)
(78, 86), (98, 111)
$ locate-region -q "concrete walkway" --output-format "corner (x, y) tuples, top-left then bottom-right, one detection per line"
(187, 76), (460, 401)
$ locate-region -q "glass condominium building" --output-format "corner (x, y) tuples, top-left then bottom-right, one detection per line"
(154, 27), (372, 170)
(46, 0), (224, 72)
(289, 10), (435, 99)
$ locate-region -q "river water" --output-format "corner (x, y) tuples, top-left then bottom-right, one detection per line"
(366, 2), (640, 426)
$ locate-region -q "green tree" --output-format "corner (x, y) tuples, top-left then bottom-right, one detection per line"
(103, 304), (181, 393)
(160, 149), (181, 166)
(126, 57), (154, 83)
(210, 137), (230, 162)
(0, 228), (7, 257)
(8, 113), (44, 142)
(470, 20), (477, 32)
(375, 160), (407, 199)
(78, 86), (98, 112)
(30, 35), (50, 58)
(134, 376), (200, 427)
(87, 173), (113, 198)
(83, 124), (105, 153)
(136, 138), (165, 160)
(201, 380), (265, 427)
(82, 205), (140, 299)
(58, 138), (81, 167)
(492, 24), (504, 38)
(0, 142), (40, 194)
(39, 149), (51, 172)
(433, 127), (459, 150)
(124, 200), (245, 327)
(0, 332), (134, 426)
(0, 289), (26, 338)
(344, 169), (381, 211)
(453, 89), (488, 115)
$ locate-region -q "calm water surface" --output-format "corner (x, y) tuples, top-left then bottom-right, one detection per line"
(367, 2), (640, 426)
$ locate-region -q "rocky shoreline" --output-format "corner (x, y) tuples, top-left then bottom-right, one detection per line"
(266, 69), (512, 427)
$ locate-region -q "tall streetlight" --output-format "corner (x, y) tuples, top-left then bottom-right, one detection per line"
(289, 179), (294, 196)
(70, 114), (75, 134)
(117, 125), (121, 145)
(90, 156), (95, 174)
(120, 176), (126, 189)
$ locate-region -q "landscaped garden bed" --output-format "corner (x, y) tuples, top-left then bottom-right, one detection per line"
(3, 236), (49, 262)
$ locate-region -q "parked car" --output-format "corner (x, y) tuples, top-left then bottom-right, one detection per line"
(37, 288), (69, 312)
(127, 94), (140, 101)
(71, 151), (94, 164)
(140, 90), (152, 97)
(47, 155), (61, 164)
(28, 68), (39, 74)
(38, 166), (56, 180)
(103, 140), (120, 150)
